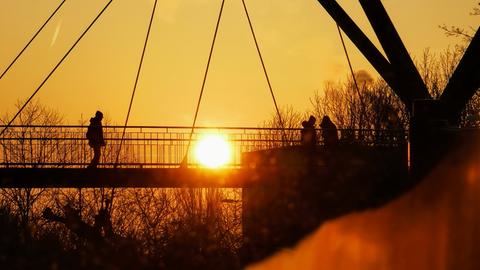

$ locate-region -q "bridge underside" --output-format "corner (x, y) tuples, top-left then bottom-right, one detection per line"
(0, 168), (249, 188)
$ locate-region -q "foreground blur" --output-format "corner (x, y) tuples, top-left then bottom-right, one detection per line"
(249, 135), (480, 270)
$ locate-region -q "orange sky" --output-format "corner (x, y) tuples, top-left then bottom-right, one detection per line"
(0, 0), (478, 126)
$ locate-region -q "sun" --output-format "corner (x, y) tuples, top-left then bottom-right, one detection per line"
(195, 134), (232, 168)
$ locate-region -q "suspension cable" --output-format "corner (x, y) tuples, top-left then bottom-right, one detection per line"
(336, 24), (366, 117)
(0, 0), (67, 80)
(0, 0), (113, 137)
(180, 0), (226, 167)
(114, 0), (158, 167)
(241, 0), (287, 144)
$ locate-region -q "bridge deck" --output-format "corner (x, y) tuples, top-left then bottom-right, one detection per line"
(0, 126), (409, 188)
(0, 168), (250, 188)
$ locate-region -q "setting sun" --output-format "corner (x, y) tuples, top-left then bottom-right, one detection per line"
(194, 134), (232, 168)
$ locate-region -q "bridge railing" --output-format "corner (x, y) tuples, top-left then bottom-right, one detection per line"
(0, 125), (407, 168)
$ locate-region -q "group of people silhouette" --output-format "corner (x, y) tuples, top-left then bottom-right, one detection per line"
(301, 115), (338, 147)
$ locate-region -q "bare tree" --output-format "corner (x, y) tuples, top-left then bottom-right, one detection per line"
(260, 105), (307, 148)
(416, 47), (480, 128)
(439, 2), (479, 42)
(310, 72), (408, 144)
(438, 4), (480, 128)
(0, 100), (65, 229)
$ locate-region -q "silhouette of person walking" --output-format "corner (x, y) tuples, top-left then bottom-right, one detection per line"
(87, 111), (105, 168)
(301, 115), (317, 146)
(320, 115), (338, 146)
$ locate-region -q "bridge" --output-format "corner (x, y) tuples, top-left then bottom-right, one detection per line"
(0, 125), (405, 188)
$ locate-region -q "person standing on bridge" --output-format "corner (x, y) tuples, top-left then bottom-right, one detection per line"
(87, 111), (106, 168)
(320, 115), (338, 147)
(301, 115), (317, 146)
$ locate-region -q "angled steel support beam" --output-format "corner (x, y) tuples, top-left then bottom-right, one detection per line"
(359, 0), (431, 105)
(440, 28), (480, 123)
(316, 0), (413, 111)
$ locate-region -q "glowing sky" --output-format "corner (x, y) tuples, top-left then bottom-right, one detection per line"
(0, 0), (478, 126)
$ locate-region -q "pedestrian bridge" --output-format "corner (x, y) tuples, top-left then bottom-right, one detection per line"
(0, 125), (407, 188)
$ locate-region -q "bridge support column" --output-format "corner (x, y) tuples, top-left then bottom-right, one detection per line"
(410, 99), (458, 182)
(240, 145), (408, 265)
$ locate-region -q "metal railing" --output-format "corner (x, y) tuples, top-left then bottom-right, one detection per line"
(0, 125), (407, 168)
